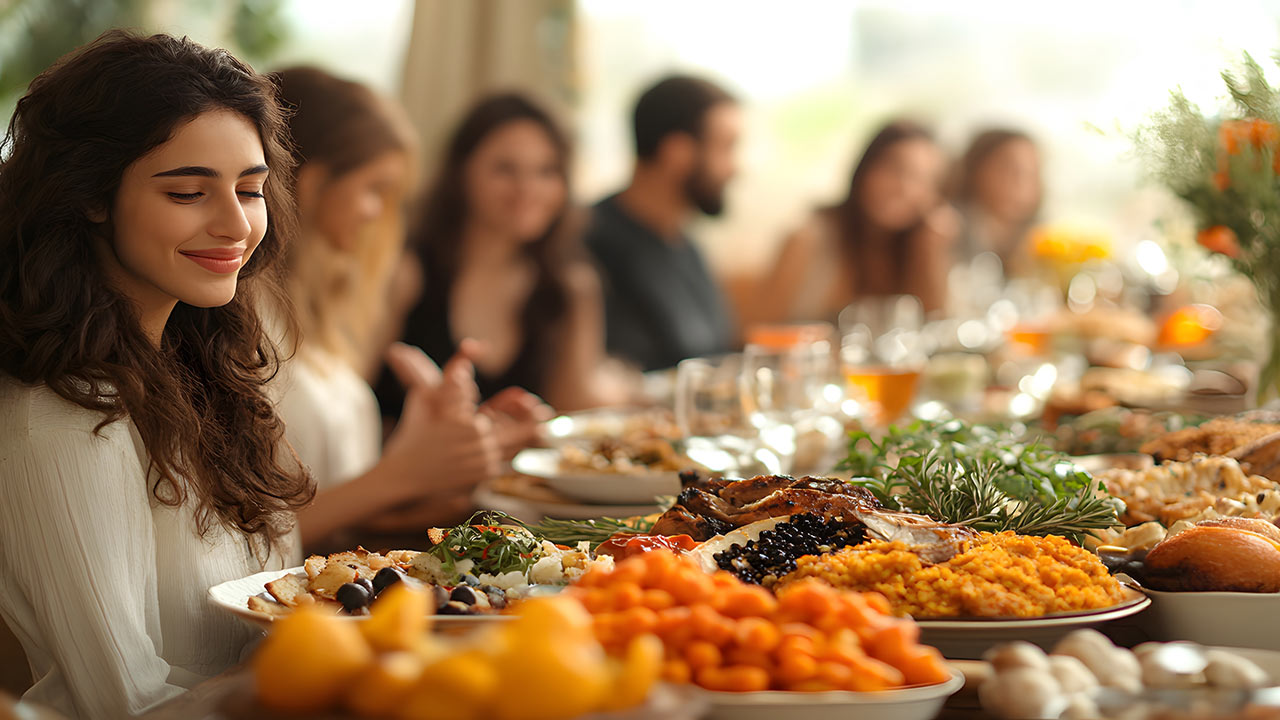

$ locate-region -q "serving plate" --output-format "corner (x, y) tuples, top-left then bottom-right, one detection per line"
(1139, 588), (1280, 650)
(511, 447), (682, 505)
(209, 566), (511, 633)
(915, 588), (1151, 660)
(694, 668), (963, 720)
(473, 482), (663, 522)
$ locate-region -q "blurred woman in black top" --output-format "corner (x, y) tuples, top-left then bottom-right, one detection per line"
(376, 93), (629, 418)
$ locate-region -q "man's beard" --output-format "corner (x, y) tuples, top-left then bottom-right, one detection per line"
(685, 165), (726, 217)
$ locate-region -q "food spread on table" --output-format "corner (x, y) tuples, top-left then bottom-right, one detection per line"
(234, 412), (1280, 718)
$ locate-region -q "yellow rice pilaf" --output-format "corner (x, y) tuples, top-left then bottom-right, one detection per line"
(777, 531), (1126, 618)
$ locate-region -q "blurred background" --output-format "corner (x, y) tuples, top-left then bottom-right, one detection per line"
(5, 0), (1280, 278)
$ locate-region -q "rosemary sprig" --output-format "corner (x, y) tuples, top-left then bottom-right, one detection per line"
(842, 420), (1124, 542)
(519, 515), (656, 549)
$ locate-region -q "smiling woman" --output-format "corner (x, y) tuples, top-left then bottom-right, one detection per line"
(0, 31), (312, 719)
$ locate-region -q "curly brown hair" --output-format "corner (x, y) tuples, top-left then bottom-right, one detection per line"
(0, 30), (313, 549)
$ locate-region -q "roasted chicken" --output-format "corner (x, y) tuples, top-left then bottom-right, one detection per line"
(654, 472), (978, 562)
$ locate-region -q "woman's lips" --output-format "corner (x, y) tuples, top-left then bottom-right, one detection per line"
(179, 248), (244, 274)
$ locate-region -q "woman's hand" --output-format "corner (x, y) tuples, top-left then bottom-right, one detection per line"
(381, 342), (499, 504)
(481, 386), (555, 459)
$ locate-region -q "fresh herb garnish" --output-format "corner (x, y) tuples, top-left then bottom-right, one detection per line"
(519, 515), (656, 549)
(424, 510), (543, 578)
(839, 419), (1124, 542)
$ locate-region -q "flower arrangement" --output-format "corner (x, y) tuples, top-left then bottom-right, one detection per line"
(1137, 53), (1280, 399)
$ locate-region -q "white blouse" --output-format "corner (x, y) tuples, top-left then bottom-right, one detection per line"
(274, 348), (382, 492)
(0, 378), (298, 719)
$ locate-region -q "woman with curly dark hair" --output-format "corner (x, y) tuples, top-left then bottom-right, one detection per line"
(0, 31), (311, 717)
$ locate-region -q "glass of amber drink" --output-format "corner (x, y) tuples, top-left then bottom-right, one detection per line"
(839, 295), (927, 427)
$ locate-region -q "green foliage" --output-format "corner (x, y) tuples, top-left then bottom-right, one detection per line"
(0, 0), (291, 122)
(839, 419), (1123, 542)
(1135, 51), (1280, 394)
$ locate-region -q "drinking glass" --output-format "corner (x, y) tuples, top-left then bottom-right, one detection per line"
(674, 354), (768, 475)
(839, 295), (928, 427)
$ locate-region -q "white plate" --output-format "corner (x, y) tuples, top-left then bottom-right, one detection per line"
(695, 668), (963, 720)
(512, 447), (682, 505)
(916, 589), (1151, 660)
(540, 407), (672, 443)
(1140, 588), (1280, 650)
(208, 566), (510, 632)
(473, 483), (662, 522)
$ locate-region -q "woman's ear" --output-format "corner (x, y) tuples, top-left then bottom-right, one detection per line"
(85, 204), (108, 224)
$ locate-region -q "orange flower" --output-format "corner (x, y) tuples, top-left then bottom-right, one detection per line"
(1249, 118), (1278, 147)
(1220, 120), (1248, 156)
(1196, 225), (1240, 258)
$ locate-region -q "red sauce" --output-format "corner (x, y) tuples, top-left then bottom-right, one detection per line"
(596, 533), (698, 560)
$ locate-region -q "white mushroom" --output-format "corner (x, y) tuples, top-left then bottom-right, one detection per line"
(1203, 650), (1271, 689)
(984, 641), (1052, 673)
(1048, 654), (1099, 694)
(979, 667), (1067, 720)
(1052, 630), (1141, 693)
(1138, 647), (1205, 689)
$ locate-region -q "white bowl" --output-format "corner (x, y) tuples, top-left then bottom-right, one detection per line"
(694, 668), (963, 720)
(1140, 588), (1280, 650)
(511, 447), (682, 505)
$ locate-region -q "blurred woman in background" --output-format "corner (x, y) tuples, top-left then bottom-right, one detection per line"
(953, 128), (1043, 278)
(377, 93), (631, 418)
(273, 68), (514, 550)
(761, 120), (957, 321)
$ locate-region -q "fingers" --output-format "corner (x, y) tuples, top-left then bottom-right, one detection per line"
(434, 348), (481, 417)
(482, 386), (554, 422)
(385, 342), (442, 391)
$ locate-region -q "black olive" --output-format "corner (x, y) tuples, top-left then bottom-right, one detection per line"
(451, 586), (482, 605)
(486, 590), (507, 609)
(461, 573), (481, 587)
(336, 582), (371, 612)
(354, 577), (375, 596)
(438, 600), (473, 615)
(372, 567), (404, 594)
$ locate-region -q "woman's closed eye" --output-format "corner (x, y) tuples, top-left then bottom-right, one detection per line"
(166, 190), (264, 202)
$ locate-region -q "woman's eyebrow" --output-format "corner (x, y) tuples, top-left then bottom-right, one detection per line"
(151, 164), (269, 178)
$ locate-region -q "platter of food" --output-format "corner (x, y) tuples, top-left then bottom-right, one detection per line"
(511, 446), (685, 505)
(210, 515), (615, 631)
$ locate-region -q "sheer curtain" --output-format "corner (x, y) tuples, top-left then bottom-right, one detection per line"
(397, 0), (577, 167)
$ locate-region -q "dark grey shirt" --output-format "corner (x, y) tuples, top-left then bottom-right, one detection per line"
(584, 194), (735, 371)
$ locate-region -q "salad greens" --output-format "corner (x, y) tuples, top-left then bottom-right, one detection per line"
(840, 419), (1124, 542)
(423, 511), (543, 578)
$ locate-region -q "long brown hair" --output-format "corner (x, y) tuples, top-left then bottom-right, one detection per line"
(415, 92), (579, 390)
(0, 31), (312, 548)
(827, 120), (936, 296)
(274, 66), (418, 367)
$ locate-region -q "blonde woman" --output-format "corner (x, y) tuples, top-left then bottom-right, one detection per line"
(272, 68), (542, 549)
